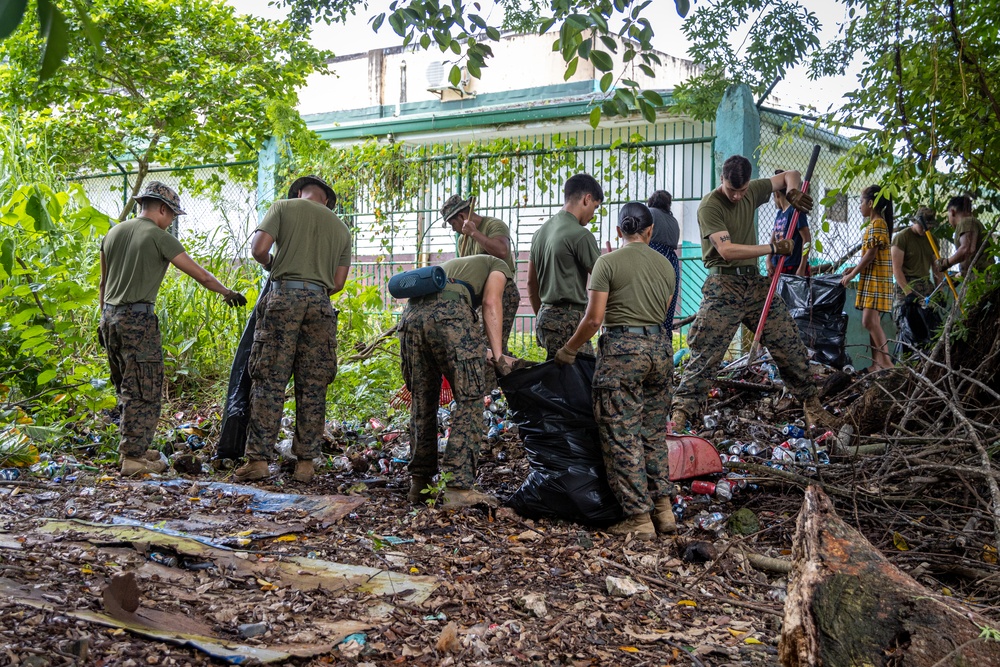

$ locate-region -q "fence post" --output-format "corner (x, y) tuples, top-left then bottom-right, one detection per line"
(256, 137), (279, 223)
(714, 83), (762, 354)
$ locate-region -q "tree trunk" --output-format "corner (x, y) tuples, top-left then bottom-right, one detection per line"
(779, 486), (1000, 667)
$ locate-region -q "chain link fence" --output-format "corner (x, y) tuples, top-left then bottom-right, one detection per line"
(72, 161), (260, 255)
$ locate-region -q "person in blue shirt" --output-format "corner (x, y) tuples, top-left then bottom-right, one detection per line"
(766, 169), (812, 277)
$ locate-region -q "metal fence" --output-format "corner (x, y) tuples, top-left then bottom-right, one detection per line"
(341, 119), (717, 356)
(72, 161), (260, 254)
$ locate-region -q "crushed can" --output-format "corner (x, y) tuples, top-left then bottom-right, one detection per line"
(149, 552), (178, 568)
(690, 479), (715, 495)
(781, 424), (805, 438)
(0, 468), (20, 481)
(703, 414), (719, 429)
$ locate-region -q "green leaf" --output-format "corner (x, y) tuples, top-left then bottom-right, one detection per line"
(639, 63), (655, 78)
(564, 56), (578, 80)
(370, 13), (385, 31)
(36, 368), (57, 385)
(674, 0), (691, 18)
(640, 89), (664, 106)
(387, 11), (405, 36)
(467, 59), (481, 78)
(599, 35), (617, 52)
(589, 106), (602, 129)
(448, 64), (461, 86)
(419, 33), (430, 49)
(485, 26), (500, 41)
(637, 98), (656, 123)
(37, 0), (69, 81)
(578, 38), (591, 60)
(449, 39), (461, 55)
(537, 17), (556, 34)
(599, 72), (613, 93)
(0, 238), (13, 280)
(25, 190), (55, 233)
(590, 49), (614, 72)
(0, 0), (28, 40)
(70, 0), (101, 48)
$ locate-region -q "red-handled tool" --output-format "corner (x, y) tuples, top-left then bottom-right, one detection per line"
(747, 144), (821, 365)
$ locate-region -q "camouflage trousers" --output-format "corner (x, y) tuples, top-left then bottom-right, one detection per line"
(246, 288), (338, 461)
(476, 279), (520, 356)
(674, 274), (816, 418)
(398, 294), (487, 488)
(99, 306), (163, 458)
(536, 304), (592, 360)
(593, 330), (673, 516)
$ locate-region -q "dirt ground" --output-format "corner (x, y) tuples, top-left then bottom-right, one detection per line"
(1, 421), (796, 667)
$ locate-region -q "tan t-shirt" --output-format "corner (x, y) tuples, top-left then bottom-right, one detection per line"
(589, 242), (675, 327)
(101, 217), (185, 305)
(698, 179), (773, 268)
(529, 210), (600, 306)
(457, 216), (516, 274)
(442, 255), (513, 309)
(954, 216), (992, 274)
(257, 199), (352, 290)
(891, 228), (935, 282)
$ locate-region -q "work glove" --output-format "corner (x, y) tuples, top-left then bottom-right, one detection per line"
(903, 291), (919, 305)
(786, 188), (813, 214)
(554, 346), (578, 366)
(772, 237), (795, 256)
(492, 355), (513, 378)
(933, 257), (950, 272)
(224, 290), (248, 308)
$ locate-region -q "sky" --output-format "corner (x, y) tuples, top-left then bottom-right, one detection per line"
(230, 0), (862, 117)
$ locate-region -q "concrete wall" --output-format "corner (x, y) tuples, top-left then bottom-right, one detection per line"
(298, 33), (701, 116)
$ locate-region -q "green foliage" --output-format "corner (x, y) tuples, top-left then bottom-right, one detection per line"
(325, 279), (403, 420)
(0, 0), (328, 217)
(421, 471), (453, 507)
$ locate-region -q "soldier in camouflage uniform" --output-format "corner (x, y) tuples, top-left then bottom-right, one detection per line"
(99, 182), (246, 477)
(399, 255), (516, 508)
(528, 174), (604, 359)
(670, 156), (836, 430)
(235, 175), (352, 485)
(555, 203), (676, 539)
(441, 194), (520, 353)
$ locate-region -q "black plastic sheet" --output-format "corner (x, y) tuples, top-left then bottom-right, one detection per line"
(499, 356), (625, 528)
(776, 274), (851, 369)
(217, 279), (272, 460)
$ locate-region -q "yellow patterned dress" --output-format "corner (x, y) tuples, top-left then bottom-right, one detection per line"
(855, 214), (893, 312)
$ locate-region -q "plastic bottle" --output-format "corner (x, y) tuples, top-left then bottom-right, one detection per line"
(697, 512), (726, 532)
(149, 552), (178, 568)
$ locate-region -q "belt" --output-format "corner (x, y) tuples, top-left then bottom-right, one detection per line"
(603, 324), (663, 335)
(104, 303), (154, 314)
(274, 280), (327, 293)
(543, 302), (586, 312)
(412, 290), (464, 304)
(709, 266), (759, 276)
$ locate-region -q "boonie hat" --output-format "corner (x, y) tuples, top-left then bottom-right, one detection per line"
(440, 194), (475, 224)
(288, 174), (337, 210)
(135, 181), (186, 215)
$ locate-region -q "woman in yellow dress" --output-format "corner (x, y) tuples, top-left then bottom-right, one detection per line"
(840, 185), (894, 371)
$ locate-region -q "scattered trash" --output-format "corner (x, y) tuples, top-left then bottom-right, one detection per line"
(606, 576), (649, 597)
(238, 622), (270, 639)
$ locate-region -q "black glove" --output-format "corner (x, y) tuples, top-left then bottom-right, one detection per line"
(98, 328), (106, 349)
(903, 291), (918, 305)
(224, 291), (248, 307)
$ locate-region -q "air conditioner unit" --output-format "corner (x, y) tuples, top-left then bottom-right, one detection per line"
(426, 60), (475, 99)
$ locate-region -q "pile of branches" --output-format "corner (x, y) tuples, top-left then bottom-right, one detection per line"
(721, 280), (1000, 608)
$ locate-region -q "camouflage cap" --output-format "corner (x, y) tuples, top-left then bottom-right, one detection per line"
(288, 174), (337, 210)
(440, 194), (475, 223)
(135, 181), (186, 215)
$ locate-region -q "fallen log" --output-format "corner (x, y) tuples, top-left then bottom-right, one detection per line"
(779, 486), (1000, 667)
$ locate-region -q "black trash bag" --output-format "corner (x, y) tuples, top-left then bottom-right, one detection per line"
(776, 274), (852, 369)
(894, 296), (942, 358)
(498, 355), (625, 528)
(217, 279), (272, 460)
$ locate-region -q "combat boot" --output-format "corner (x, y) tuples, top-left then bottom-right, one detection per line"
(652, 497), (677, 534)
(803, 396), (839, 430)
(234, 460), (269, 482)
(441, 486), (499, 509)
(408, 476), (433, 503)
(605, 513), (656, 540)
(293, 460), (314, 484)
(120, 457), (167, 477)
